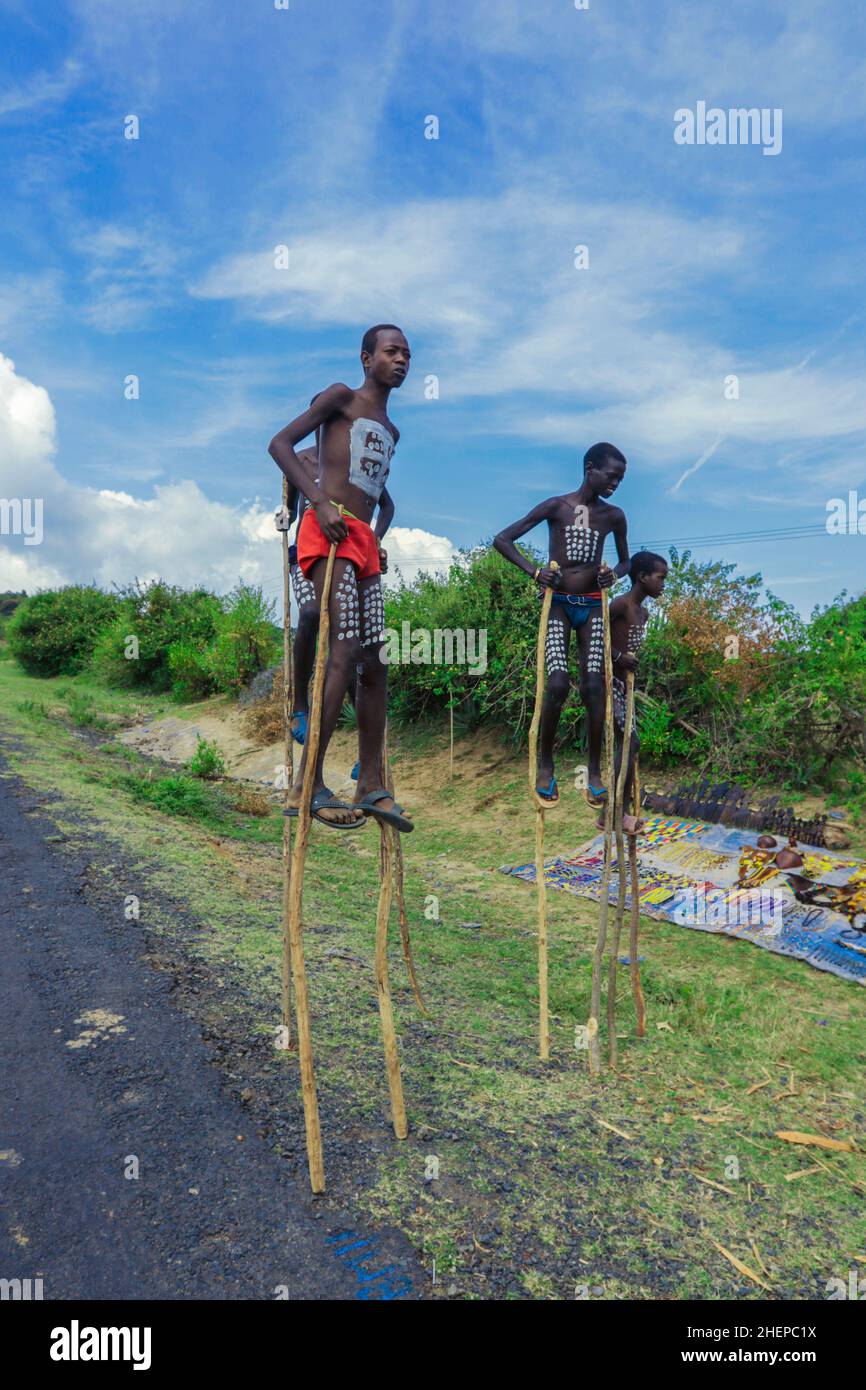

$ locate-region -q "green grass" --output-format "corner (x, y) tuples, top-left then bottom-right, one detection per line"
(0, 657), (864, 1299)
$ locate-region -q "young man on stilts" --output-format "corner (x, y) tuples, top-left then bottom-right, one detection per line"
(493, 443), (631, 807)
(284, 431), (395, 770)
(269, 325), (413, 832)
(603, 550), (668, 833)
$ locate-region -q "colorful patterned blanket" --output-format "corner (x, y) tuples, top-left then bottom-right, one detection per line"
(501, 816), (866, 986)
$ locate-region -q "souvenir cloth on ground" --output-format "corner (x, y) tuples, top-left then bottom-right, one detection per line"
(500, 815), (866, 986)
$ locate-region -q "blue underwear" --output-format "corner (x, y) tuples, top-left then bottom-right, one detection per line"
(549, 592), (602, 630)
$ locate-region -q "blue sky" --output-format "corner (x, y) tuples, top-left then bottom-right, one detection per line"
(1, 0), (864, 611)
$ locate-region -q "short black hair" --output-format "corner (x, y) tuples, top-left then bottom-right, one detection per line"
(583, 442), (626, 471)
(629, 550), (667, 583)
(361, 324), (405, 356)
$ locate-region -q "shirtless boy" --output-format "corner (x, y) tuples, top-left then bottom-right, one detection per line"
(268, 325), (412, 831)
(493, 443), (631, 806)
(605, 550), (667, 832)
(284, 433), (395, 764)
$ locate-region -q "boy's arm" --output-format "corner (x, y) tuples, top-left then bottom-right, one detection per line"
(373, 487), (395, 575)
(268, 384), (352, 542)
(493, 498), (562, 587)
(375, 486), (395, 541)
(598, 509), (630, 590)
(285, 447), (318, 524)
(608, 595), (638, 671)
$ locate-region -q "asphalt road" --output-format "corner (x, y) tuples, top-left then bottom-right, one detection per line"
(0, 757), (418, 1301)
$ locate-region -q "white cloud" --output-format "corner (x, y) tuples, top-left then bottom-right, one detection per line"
(0, 354), (455, 594)
(190, 189), (866, 469)
(0, 58), (82, 119)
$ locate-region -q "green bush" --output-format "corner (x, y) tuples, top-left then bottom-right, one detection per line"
(167, 640), (215, 701)
(7, 586), (121, 676)
(188, 736), (226, 779)
(204, 583), (279, 694)
(91, 581), (222, 692)
(385, 544), (567, 743)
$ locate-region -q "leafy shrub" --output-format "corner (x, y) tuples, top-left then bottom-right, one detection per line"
(167, 640), (215, 701)
(7, 586), (121, 676)
(204, 583), (280, 694)
(188, 736), (226, 779)
(92, 581), (222, 692)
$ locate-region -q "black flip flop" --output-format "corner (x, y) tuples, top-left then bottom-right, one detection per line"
(283, 786), (365, 830)
(357, 788), (414, 834)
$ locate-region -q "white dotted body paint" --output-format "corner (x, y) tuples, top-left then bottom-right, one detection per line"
(545, 615), (569, 675)
(334, 568), (360, 641)
(586, 613), (604, 674)
(612, 675), (627, 732)
(360, 577), (386, 648)
(564, 524), (601, 565)
(291, 564), (316, 610)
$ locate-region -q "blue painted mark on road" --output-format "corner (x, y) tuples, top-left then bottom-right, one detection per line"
(326, 1230), (413, 1300)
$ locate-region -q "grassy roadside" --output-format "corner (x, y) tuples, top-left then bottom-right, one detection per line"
(1, 653), (864, 1300)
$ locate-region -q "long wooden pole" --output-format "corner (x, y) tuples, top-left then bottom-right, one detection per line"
(629, 752), (646, 1037)
(528, 563), (558, 1061)
(608, 671), (634, 1068)
(280, 478), (294, 1047)
(286, 542), (336, 1193)
(382, 748), (426, 1012)
(588, 570), (615, 1073)
(376, 728), (408, 1138)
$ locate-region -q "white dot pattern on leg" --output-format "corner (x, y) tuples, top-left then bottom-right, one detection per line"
(545, 619), (569, 676)
(360, 578), (386, 648)
(291, 564), (316, 609)
(586, 613), (604, 674)
(334, 568), (360, 641)
(612, 675), (626, 732)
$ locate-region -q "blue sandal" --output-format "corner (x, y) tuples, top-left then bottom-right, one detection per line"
(584, 783), (607, 808)
(290, 711), (308, 745)
(536, 776), (559, 803)
(351, 761), (360, 781)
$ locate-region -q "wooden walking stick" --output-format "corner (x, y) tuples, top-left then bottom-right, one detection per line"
(376, 727), (408, 1138)
(588, 566), (615, 1074)
(629, 752), (647, 1037)
(381, 748), (426, 1012)
(528, 560), (559, 1061)
(608, 670), (634, 1069)
(286, 541), (337, 1193)
(279, 478), (294, 1047)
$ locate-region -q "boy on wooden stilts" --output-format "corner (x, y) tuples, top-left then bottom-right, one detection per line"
(269, 325), (413, 833)
(284, 421), (395, 783)
(493, 443), (631, 807)
(602, 550), (668, 834)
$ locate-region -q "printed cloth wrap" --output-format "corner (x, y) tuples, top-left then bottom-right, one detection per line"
(501, 816), (866, 986)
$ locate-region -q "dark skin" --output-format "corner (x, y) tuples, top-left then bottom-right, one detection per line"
(605, 559), (668, 831)
(493, 455), (630, 793)
(288, 447), (395, 731)
(269, 329), (410, 826)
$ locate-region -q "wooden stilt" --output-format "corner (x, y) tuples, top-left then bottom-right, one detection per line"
(286, 542), (337, 1193)
(280, 478), (294, 1048)
(588, 570), (615, 1074)
(376, 730), (408, 1138)
(382, 746), (426, 1012)
(528, 564), (558, 1061)
(629, 751), (647, 1037)
(608, 670), (634, 1069)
